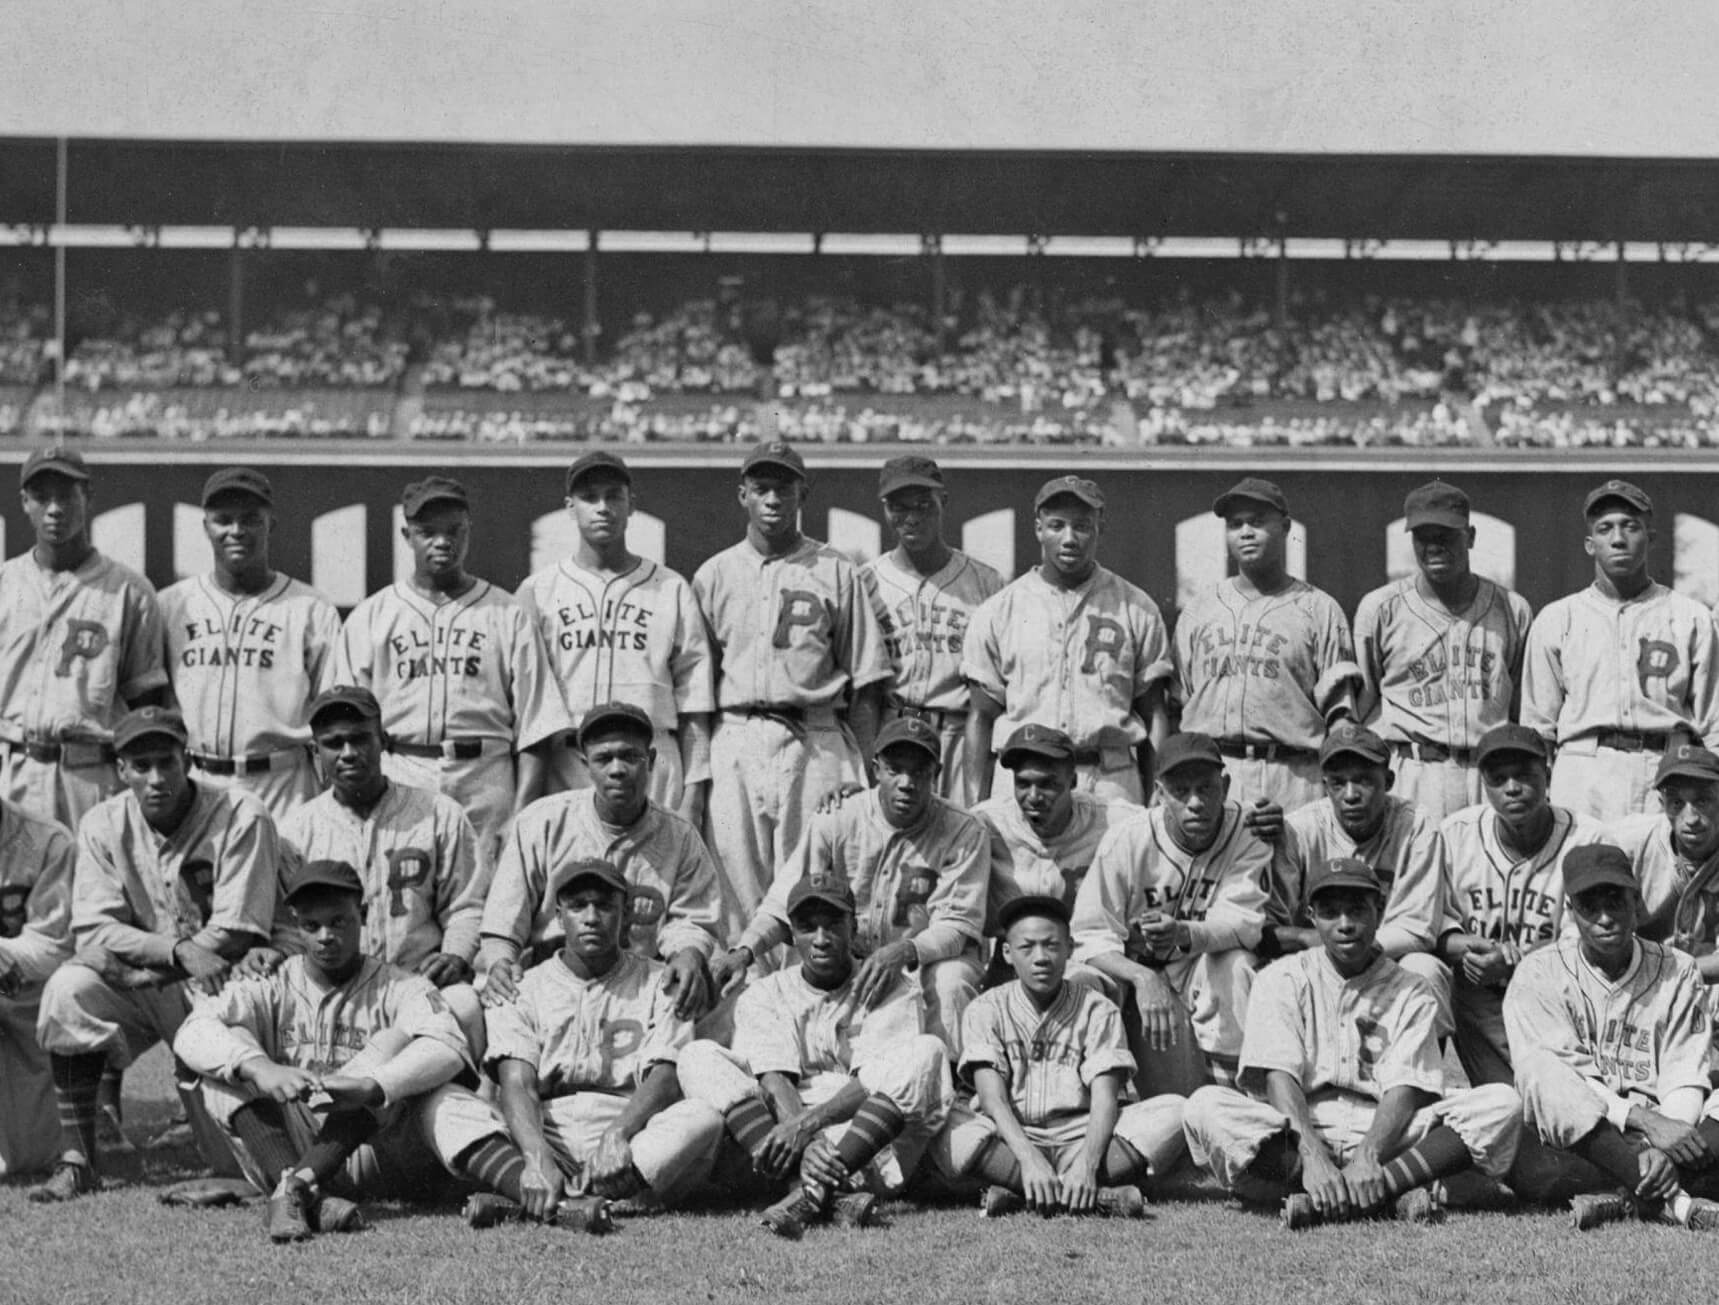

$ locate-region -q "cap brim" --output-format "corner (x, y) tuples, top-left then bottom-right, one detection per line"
(23, 461), (90, 484)
(788, 890), (853, 917)
(1405, 511), (1468, 532)
(1657, 764), (1719, 787)
(1001, 745), (1070, 768)
(743, 457), (805, 479)
(1036, 491), (1103, 511)
(116, 727), (186, 752)
(1566, 870), (1638, 896)
(1213, 492), (1286, 518)
(1321, 745), (1390, 767)
(1307, 875), (1384, 900)
(878, 475), (944, 499)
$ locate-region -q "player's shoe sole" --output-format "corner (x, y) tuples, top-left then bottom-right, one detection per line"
(1570, 1192), (1635, 1231)
(27, 1160), (99, 1205)
(1097, 1186), (1147, 1219)
(761, 1183), (830, 1240)
(461, 1192), (614, 1233)
(829, 1191), (878, 1229)
(980, 1186), (1026, 1218)
(1682, 1198), (1719, 1232)
(265, 1172), (315, 1243)
(1393, 1186), (1446, 1226)
(314, 1195), (367, 1234)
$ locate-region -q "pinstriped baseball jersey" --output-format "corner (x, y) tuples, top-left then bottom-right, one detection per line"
(1353, 576), (1533, 749)
(1603, 811), (1689, 944)
(0, 550), (166, 738)
(1174, 578), (1361, 751)
(962, 566), (1172, 750)
(733, 964), (924, 1080)
(971, 791), (1136, 936)
(0, 796), (73, 989)
(1240, 949), (1444, 1100)
(160, 573), (341, 757)
(277, 781), (490, 967)
(693, 538), (890, 710)
(1522, 582), (1719, 746)
(861, 549), (1003, 712)
(334, 581), (570, 749)
(516, 557), (714, 733)
(1071, 804), (1271, 962)
(958, 981), (1134, 1130)
(484, 951), (691, 1093)
(1436, 804), (1607, 946)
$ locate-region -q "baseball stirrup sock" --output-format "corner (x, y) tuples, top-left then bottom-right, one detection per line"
(1571, 1122), (1645, 1190)
(972, 1139), (1024, 1189)
(49, 1052), (106, 1163)
(833, 1095), (907, 1174)
(231, 1101), (302, 1181)
(1249, 1129), (1298, 1184)
(1380, 1125), (1472, 1197)
(1102, 1137), (1148, 1185)
(455, 1137), (529, 1204)
(300, 1110), (382, 1185)
(724, 1097), (777, 1159)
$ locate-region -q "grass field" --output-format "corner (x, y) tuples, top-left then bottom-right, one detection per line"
(8, 1048), (1719, 1305)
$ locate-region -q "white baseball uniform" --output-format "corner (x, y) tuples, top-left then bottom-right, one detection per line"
(516, 557), (715, 810)
(963, 565), (1172, 805)
(1522, 582), (1719, 821)
(161, 573), (341, 820)
(972, 791), (1136, 936)
(1353, 575), (1533, 819)
(1603, 811), (1691, 945)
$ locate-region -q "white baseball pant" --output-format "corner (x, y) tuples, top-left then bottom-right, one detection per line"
(0, 994), (59, 1176)
(930, 1094), (1189, 1183)
(1549, 744), (1661, 824)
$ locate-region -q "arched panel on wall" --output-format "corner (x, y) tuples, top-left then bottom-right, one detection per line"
(311, 505), (368, 607)
(91, 503), (145, 573)
(1675, 513), (1719, 607)
(961, 509), (1015, 580)
(1286, 520), (1307, 581)
(391, 505), (412, 586)
(529, 510), (581, 577)
(1174, 514), (1225, 611)
(172, 503), (204, 580)
(631, 511), (666, 565)
(827, 509), (881, 567)
(0, 516), (7, 559)
(1384, 512), (1517, 588)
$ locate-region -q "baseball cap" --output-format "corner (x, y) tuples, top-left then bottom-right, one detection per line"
(1403, 480), (1470, 532)
(1475, 723), (1550, 768)
(201, 467), (274, 507)
(1320, 722), (1391, 768)
(787, 873), (857, 919)
(20, 446), (89, 488)
(284, 859), (365, 905)
(1304, 857), (1385, 903)
(1213, 477), (1289, 519)
(308, 685), (382, 729)
(1000, 723), (1076, 769)
(113, 706), (189, 753)
(996, 893), (1072, 933)
(873, 715), (941, 763)
(1156, 732), (1224, 777)
(400, 476), (471, 519)
(1562, 843), (1637, 899)
(1033, 475), (1104, 513)
(878, 455), (945, 500)
(578, 701), (655, 748)
(1583, 479), (1653, 518)
(552, 858), (631, 902)
(566, 450), (631, 494)
(740, 441), (806, 480)
(1655, 742), (1719, 789)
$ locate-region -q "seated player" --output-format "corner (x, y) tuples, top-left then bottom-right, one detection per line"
(933, 893), (1186, 1218)
(712, 716), (988, 1052)
(1504, 843), (1719, 1229)
(1071, 732), (1269, 1088)
(1608, 743), (1719, 960)
(32, 706), (278, 1202)
(174, 859), (473, 1241)
(1184, 858), (1521, 1229)
(430, 859), (723, 1228)
(679, 875), (954, 1239)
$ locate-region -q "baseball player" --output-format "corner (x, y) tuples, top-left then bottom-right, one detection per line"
(173, 859), (472, 1242)
(679, 875), (955, 1238)
(713, 716), (989, 1052)
(0, 794), (74, 1177)
(1071, 732), (1271, 1089)
(1503, 843), (1719, 1228)
(693, 442), (890, 939)
(516, 451), (715, 828)
(932, 893), (1186, 1218)
(428, 859), (725, 1225)
(1605, 743), (1717, 953)
(1173, 476), (1361, 812)
(0, 446), (168, 829)
(1428, 723), (1607, 1089)
(30, 706), (278, 1202)
(1522, 479), (1719, 822)
(477, 702), (722, 1019)
(160, 467), (341, 822)
(1352, 480), (1534, 820)
(334, 476), (571, 861)
(962, 474), (1172, 806)
(1184, 858), (1521, 1228)
(861, 455), (1003, 809)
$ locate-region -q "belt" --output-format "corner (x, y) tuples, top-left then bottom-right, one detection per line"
(1594, 729), (1684, 754)
(886, 701), (968, 732)
(389, 738), (485, 760)
(190, 747), (307, 776)
(1, 734), (115, 766)
(1390, 740), (1475, 765)
(1215, 739), (1316, 763)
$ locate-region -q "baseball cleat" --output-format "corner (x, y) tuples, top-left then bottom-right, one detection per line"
(980, 1186), (1026, 1219)
(760, 1182), (830, 1240)
(607, 1189), (666, 1219)
(554, 1196), (616, 1234)
(829, 1191), (878, 1229)
(265, 1171), (315, 1243)
(313, 1194), (367, 1234)
(1096, 1186), (1147, 1219)
(1682, 1198), (1719, 1232)
(28, 1160), (99, 1204)
(462, 1193), (524, 1228)
(96, 1102), (137, 1155)
(1393, 1186), (1446, 1226)
(1570, 1192), (1634, 1231)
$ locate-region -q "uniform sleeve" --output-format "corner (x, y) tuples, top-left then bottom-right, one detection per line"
(477, 814), (549, 962)
(956, 992), (1010, 1087)
(1311, 592), (1362, 719)
(669, 577), (717, 719)
(432, 804), (491, 964)
(1654, 960), (1714, 1109)
(1076, 992), (1136, 1085)
(172, 975), (278, 1082)
(0, 823), (74, 984)
(653, 819), (724, 961)
(1170, 594), (1205, 712)
(333, 606), (372, 690)
(1184, 828), (1269, 954)
(74, 813), (175, 966)
(634, 981), (696, 1075)
(833, 559), (891, 691)
(483, 991), (542, 1074)
(1351, 588), (1387, 726)
(503, 605), (573, 750)
(1377, 814), (1447, 958)
(911, 814), (989, 968)
(1237, 962), (1311, 1095)
(194, 799), (279, 953)
(1069, 821), (1143, 961)
(1502, 953), (1629, 1125)
(305, 595), (344, 698)
(118, 577), (169, 703)
(1686, 604), (1719, 749)
(959, 592), (1008, 700)
(980, 814), (1020, 937)
(731, 982), (805, 1080)
(1267, 818), (1311, 930)
(849, 973), (926, 1073)
(1372, 981), (1445, 1096)
(737, 813), (829, 960)
(1129, 597), (1175, 698)
(1519, 605), (1567, 742)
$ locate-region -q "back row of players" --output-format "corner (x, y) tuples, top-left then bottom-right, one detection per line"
(2, 442), (1718, 1235)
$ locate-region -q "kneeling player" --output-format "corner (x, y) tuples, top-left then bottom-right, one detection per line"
(1185, 858), (1520, 1228)
(174, 860), (473, 1241)
(933, 895), (1187, 1218)
(680, 875), (953, 1239)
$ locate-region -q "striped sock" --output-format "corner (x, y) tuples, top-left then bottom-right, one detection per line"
(724, 1096), (778, 1159)
(973, 1138), (1023, 1189)
(1381, 1125), (1473, 1198)
(49, 1052), (105, 1165)
(455, 1136), (529, 1204)
(1103, 1137), (1148, 1185)
(230, 1101), (301, 1181)
(833, 1095), (906, 1175)
(300, 1110), (381, 1186)
(1571, 1122), (1644, 1191)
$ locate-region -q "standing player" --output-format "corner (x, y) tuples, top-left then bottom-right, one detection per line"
(161, 467), (341, 821)
(0, 447), (168, 828)
(1352, 480), (1533, 820)
(1173, 477), (1360, 811)
(335, 476), (570, 860)
(861, 455), (1002, 808)
(1522, 479), (1719, 822)
(516, 451), (714, 829)
(693, 442), (890, 938)
(962, 475), (1172, 806)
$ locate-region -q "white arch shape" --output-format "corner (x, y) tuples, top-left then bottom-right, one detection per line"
(827, 508), (882, 567)
(391, 505), (413, 586)
(1675, 513), (1719, 608)
(91, 503), (146, 573)
(962, 509), (1016, 580)
(172, 503), (205, 580)
(1385, 512), (1517, 588)
(312, 504), (369, 607)
(1174, 514), (1226, 611)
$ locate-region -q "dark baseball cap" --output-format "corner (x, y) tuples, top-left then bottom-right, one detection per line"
(552, 858), (631, 902)
(1475, 723), (1550, 768)
(787, 873), (857, 918)
(308, 685), (382, 728)
(400, 476), (471, 519)
(20, 445), (90, 488)
(1213, 477), (1289, 519)
(1656, 743), (1719, 789)
(740, 441), (806, 480)
(1000, 723), (1076, 769)
(578, 701), (655, 748)
(1562, 843), (1637, 899)
(1034, 475), (1104, 513)
(285, 859), (365, 905)
(1583, 479), (1653, 518)
(566, 450), (631, 493)
(1404, 480), (1470, 532)
(201, 467), (274, 507)
(997, 893), (1072, 933)
(1320, 722), (1391, 768)
(113, 706), (189, 753)
(1157, 732), (1224, 777)
(878, 455), (945, 500)
(873, 715), (941, 763)
(1305, 857), (1385, 903)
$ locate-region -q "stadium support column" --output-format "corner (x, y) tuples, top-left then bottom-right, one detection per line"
(583, 237), (600, 367)
(228, 245), (245, 364)
(1275, 238), (1289, 333)
(925, 234), (946, 347)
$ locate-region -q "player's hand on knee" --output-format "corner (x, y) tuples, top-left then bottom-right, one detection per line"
(661, 950), (714, 1020)
(480, 958), (523, 1007)
(1638, 1113), (1709, 1170)
(800, 1136), (848, 1190)
(815, 783), (866, 815)
(853, 942), (914, 1008)
(315, 1074), (384, 1112)
(172, 940), (233, 996)
(1242, 798), (1285, 844)
(244, 1060), (320, 1105)
(1020, 1151), (1061, 1211)
(1059, 1162), (1099, 1214)
(520, 1157), (565, 1222)
(1132, 972), (1179, 1052)
(757, 1115), (817, 1179)
(417, 953), (474, 988)
(233, 947), (285, 980)
(1636, 1147), (1680, 1203)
